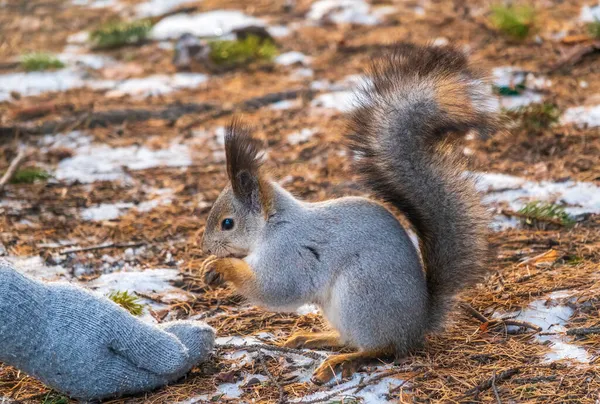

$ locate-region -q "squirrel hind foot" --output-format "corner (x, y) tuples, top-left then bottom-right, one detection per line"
(282, 331), (344, 349)
(311, 348), (393, 385)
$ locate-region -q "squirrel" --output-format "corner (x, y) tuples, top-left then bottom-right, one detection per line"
(201, 43), (499, 384)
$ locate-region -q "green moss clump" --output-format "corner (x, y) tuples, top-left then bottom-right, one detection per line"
(587, 19), (600, 38)
(9, 167), (51, 184)
(42, 394), (69, 404)
(209, 35), (278, 67)
(108, 291), (144, 316)
(490, 4), (535, 40)
(90, 20), (152, 49)
(21, 53), (65, 71)
(518, 201), (574, 229)
(506, 103), (560, 133)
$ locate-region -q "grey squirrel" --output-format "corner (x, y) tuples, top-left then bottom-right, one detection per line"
(201, 43), (499, 384)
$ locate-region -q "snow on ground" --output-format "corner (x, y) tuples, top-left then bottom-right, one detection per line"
(580, 3), (600, 22)
(307, 0), (394, 25)
(98, 73), (208, 98)
(0, 69), (88, 102)
(287, 128), (318, 145)
(6, 256), (70, 281)
(491, 67), (550, 110)
(48, 132), (192, 183)
(151, 10), (265, 40)
(80, 188), (174, 221)
(561, 104), (600, 128)
(498, 291), (590, 364)
(292, 367), (406, 403)
(275, 51), (311, 66)
(476, 172), (600, 217)
(311, 91), (357, 112)
(135, 0), (197, 17)
(0, 66), (207, 101)
(269, 99), (302, 110)
(89, 267), (189, 322)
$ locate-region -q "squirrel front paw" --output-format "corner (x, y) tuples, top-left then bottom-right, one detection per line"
(201, 256), (225, 287)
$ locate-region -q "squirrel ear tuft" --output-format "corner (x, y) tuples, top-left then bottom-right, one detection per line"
(225, 120), (268, 212)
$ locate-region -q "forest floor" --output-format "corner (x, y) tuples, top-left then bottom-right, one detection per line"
(1, 0), (600, 402)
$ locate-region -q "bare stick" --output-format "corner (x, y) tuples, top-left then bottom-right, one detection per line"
(461, 303), (489, 323)
(0, 148), (26, 192)
(465, 368), (520, 396)
(218, 343), (326, 361)
(294, 369), (411, 404)
(566, 327), (600, 336)
(59, 241), (145, 255)
(491, 371), (502, 404)
(257, 350), (287, 404)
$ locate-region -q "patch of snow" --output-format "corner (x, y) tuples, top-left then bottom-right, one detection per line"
(151, 10), (265, 40)
(55, 139), (191, 183)
(217, 383), (243, 399)
(561, 105), (600, 128)
(72, 0), (122, 10)
(500, 292), (590, 364)
(580, 3), (600, 22)
(292, 68), (314, 79)
(308, 0), (382, 25)
(0, 69), (85, 101)
(216, 335), (262, 346)
(269, 99), (302, 110)
(88, 268), (181, 295)
(275, 51), (311, 66)
(291, 369), (405, 403)
(268, 25), (291, 37)
(287, 128), (318, 145)
(311, 91), (356, 112)
(81, 202), (135, 221)
(6, 256), (69, 281)
(67, 31), (90, 44)
(476, 172), (600, 218)
(135, 0), (196, 18)
(97, 73), (208, 98)
(58, 52), (115, 70)
(297, 304), (320, 315)
(491, 67), (550, 110)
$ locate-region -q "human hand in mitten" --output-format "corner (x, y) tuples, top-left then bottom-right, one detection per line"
(0, 261), (215, 401)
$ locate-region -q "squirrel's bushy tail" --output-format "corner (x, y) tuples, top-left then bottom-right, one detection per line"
(347, 43), (499, 331)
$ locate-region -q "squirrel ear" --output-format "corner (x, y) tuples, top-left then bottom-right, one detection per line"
(234, 169), (261, 212)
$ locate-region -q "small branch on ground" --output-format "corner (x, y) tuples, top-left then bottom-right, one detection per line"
(294, 368), (413, 404)
(58, 241), (145, 255)
(566, 327), (600, 336)
(461, 303), (490, 323)
(257, 349), (287, 404)
(218, 342), (326, 361)
(0, 148), (27, 193)
(491, 371), (502, 404)
(548, 40), (600, 72)
(464, 368), (520, 397)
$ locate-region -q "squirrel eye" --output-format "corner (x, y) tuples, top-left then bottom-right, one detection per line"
(221, 218), (234, 231)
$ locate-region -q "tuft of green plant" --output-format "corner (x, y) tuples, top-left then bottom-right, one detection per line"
(9, 167), (51, 184)
(21, 53), (65, 71)
(90, 19), (152, 49)
(490, 4), (535, 40)
(209, 35), (278, 67)
(493, 82), (526, 96)
(42, 394), (69, 404)
(587, 19), (600, 38)
(518, 201), (575, 229)
(108, 290), (144, 316)
(506, 103), (560, 133)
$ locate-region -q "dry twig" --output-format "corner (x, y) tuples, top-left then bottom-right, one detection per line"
(0, 148), (26, 193)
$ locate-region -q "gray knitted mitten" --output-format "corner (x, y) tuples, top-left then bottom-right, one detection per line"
(0, 261), (215, 401)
